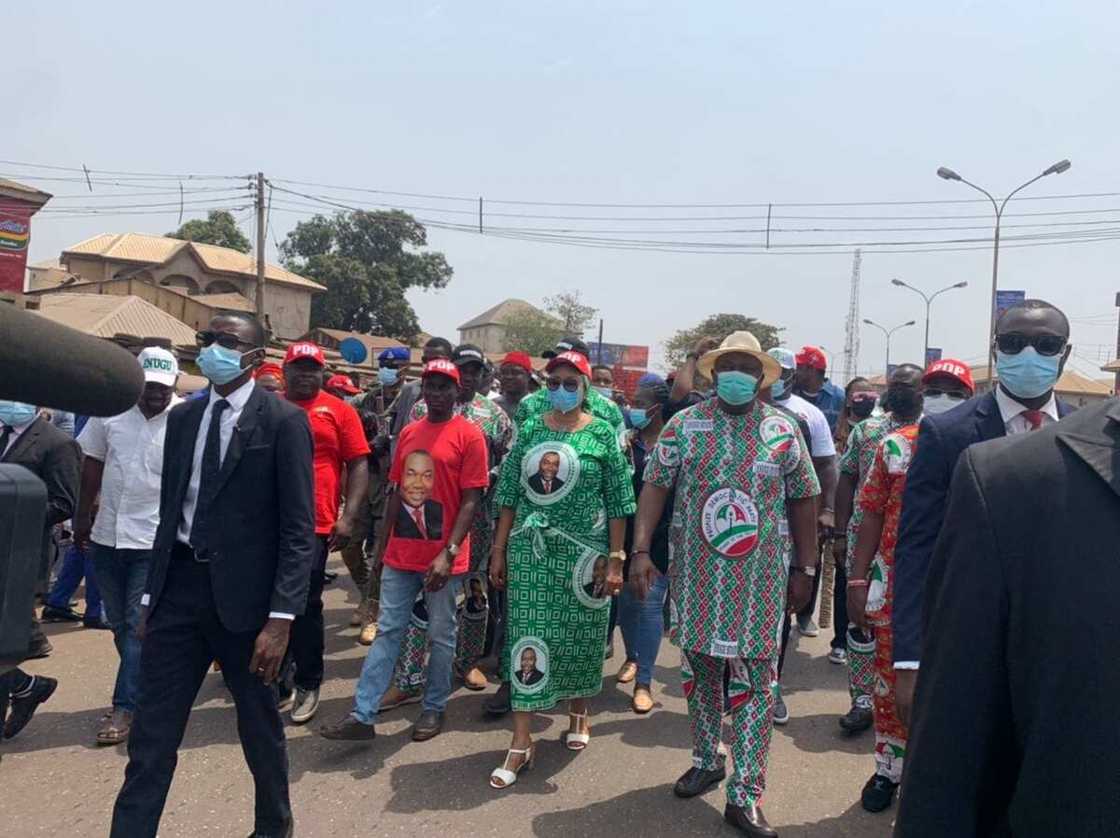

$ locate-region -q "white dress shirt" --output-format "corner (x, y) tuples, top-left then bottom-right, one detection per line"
(79, 397), (182, 550)
(995, 386), (1059, 435)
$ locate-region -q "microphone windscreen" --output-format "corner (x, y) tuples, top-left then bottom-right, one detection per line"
(0, 304), (145, 416)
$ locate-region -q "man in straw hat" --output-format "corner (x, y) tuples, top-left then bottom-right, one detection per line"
(631, 331), (821, 837)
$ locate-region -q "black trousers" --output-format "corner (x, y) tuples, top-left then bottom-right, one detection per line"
(830, 561), (848, 650)
(110, 552), (291, 838)
(289, 536), (329, 691)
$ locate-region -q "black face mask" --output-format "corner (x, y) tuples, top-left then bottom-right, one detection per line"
(848, 395), (876, 419)
(888, 389), (923, 417)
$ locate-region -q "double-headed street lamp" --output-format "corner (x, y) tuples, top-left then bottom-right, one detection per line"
(890, 278), (969, 363)
(936, 159), (1071, 386)
(863, 318), (916, 374)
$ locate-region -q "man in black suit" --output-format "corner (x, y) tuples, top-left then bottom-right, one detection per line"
(891, 299), (1074, 725)
(395, 450), (443, 539)
(110, 313), (316, 838)
(528, 451), (564, 495)
(515, 647), (544, 686)
(896, 397), (1120, 836)
(0, 401), (80, 738)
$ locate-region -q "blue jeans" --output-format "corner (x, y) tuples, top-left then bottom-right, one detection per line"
(90, 543), (151, 712)
(618, 573), (669, 685)
(351, 565), (463, 723)
(46, 543), (102, 620)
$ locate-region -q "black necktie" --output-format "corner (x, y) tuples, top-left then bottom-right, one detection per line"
(190, 399), (230, 554)
(0, 425), (12, 460)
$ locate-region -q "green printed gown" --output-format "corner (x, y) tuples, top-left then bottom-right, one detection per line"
(495, 415), (636, 712)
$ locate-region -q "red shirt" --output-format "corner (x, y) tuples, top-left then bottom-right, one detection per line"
(290, 390), (370, 534)
(385, 414), (489, 574)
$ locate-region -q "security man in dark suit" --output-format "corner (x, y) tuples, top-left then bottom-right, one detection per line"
(0, 401), (80, 738)
(891, 299), (1074, 724)
(896, 396), (1120, 837)
(110, 313), (316, 838)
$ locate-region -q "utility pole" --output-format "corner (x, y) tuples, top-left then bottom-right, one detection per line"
(1114, 292), (1120, 393)
(255, 171), (266, 322)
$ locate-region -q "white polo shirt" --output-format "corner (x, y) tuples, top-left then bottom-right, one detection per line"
(78, 397), (181, 550)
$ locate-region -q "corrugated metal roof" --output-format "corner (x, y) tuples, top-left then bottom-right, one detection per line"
(62, 233), (325, 292)
(179, 291), (255, 312)
(308, 328), (405, 350)
(32, 293), (198, 345)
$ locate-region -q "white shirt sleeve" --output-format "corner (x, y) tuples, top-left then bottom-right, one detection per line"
(807, 409), (836, 458)
(77, 416), (108, 461)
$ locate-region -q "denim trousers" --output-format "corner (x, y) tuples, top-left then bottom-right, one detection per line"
(47, 543), (102, 619)
(90, 543), (151, 713)
(617, 573), (669, 685)
(351, 565), (462, 723)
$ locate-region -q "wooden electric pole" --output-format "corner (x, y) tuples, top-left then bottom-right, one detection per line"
(255, 171), (266, 322)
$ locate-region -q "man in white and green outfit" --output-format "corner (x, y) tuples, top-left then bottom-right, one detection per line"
(631, 331), (820, 838)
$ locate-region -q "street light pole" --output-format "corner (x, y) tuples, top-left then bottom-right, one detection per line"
(936, 159), (1071, 387)
(863, 318), (916, 374)
(890, 278), (969, 363)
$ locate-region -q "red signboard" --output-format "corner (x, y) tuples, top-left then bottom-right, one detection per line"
(0, 205), (33, 293)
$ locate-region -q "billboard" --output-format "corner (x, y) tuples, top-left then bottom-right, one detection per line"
(994, 290), (1026, 324)
(588, 342), (649, 368)
(0, 206), (32, 294)
(925, 347), (943, 366)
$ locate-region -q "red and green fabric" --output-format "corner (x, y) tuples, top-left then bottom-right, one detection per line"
(643, 398), (820, 661)
(514, 386), (626, 453)
(872, 620), (907, 782)
(837, 415), (906, 570)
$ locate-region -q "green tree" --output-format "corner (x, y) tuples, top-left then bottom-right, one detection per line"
(502, 308), (565, 355)
(544, 290), (597, 336)
(167, 210), (251, 253)
(280, 210), (452, 341)
(663, 313), (784, 370)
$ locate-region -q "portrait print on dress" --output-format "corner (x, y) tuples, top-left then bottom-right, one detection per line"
(520, 442), (579, 505)
(395, 449), (444, 540)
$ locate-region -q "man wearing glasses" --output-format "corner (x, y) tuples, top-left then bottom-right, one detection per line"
(111, 313), (316, 838)
(891, 299), (1074, 729)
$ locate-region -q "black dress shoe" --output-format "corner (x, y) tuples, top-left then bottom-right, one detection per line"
(484, 682), (511, 716)
(861, 773), (898, 813)
(41, 605), (82, 623)
(838, 700), (873, 734)
(673, 765), (726, 798)
(83, 616), (113, 631)
(319, 716), (376, 741)
(411, 709), (444, 741)
(26, 636), (53, 660)
(724, 802), (777, 837)
(4, 675), (58, 739)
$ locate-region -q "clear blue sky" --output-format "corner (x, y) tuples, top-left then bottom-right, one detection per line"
(8, 1), (1120, 377)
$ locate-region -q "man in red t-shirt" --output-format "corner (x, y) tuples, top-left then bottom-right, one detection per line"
(282, 341), (370, 724)
(321, 359), (488, 743)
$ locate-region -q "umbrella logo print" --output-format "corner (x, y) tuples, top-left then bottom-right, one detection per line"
(760, 416), (796, 454)
(701, 488), (759, 558)
(883, 433), (912, 474)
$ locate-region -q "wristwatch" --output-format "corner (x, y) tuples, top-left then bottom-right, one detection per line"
(790, 565), (818, 578)
(446, 542), (461, 557)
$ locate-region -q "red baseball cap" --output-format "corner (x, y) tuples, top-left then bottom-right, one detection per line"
(500, 351), (533, 372)
(326, 374), (360, 395)
(284, 341), (325, 366)
(254, 362), (284, 381)
(923, 358), (974, 394)
(422, 358), (461, 384)
(545, 350), (592, 378)
(795, 346), (828, 371)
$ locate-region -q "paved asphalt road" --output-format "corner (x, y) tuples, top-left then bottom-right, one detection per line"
(4, 559), (896, 837)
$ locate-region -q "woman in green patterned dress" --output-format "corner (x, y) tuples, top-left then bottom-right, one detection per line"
(487, 351), (636, 789)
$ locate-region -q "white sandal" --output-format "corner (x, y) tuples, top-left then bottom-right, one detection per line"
(489, 743), (535, 789)
(563, 711), (591, 751)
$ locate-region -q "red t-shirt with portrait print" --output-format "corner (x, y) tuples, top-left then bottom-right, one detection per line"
(289, 390), (371, 534)
(385, 414), (489, 574)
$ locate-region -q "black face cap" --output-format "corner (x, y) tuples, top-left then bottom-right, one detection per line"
(541, 336), (590, 359)
(452, 343), (486, 367)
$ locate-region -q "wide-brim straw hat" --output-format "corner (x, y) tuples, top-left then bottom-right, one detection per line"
(696, 330), (782, 388)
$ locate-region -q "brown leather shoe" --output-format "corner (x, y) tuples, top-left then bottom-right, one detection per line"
(96, 708), (132, 746)
(463, 666), (488, 691)
(358, 620), (378, 646)
(378, 685), (422, 712)
(319, 716), (376, 741)
(616, 660), (638, 684)
(632, 684), (654, 714)
(723, 802), (777, 837)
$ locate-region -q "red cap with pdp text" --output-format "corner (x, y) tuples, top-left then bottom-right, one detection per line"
(284, 341), (325, 366)
(422, 358), (461, 385)
(923, 358), (975, 394)
(545, 350), (592, 378)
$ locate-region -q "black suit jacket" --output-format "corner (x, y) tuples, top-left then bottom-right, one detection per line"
(2, 415), (80, 580)
(394, 500), (443, 541)
(896, 397), (1120, 837)
(892, 390), (1073, 663)
(145, 384), (316, 634)
(528, 473), (564, 495)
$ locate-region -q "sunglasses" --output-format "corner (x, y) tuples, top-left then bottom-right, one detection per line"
(924, 386), (970, 400)
(546, 378), (582, 392)
(196, 330), (257, 351)
(994, 333), (1066, 357)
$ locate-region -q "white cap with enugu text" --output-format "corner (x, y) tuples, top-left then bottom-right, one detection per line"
(138, 346), (179, 386)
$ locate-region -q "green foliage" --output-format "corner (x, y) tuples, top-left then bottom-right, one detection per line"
(543, 290), (597, 336)
(663, 313), (784, 369)
(167, 210), (251, 253)
(502, 308), (565, 355)
(280, 210), (452, 341)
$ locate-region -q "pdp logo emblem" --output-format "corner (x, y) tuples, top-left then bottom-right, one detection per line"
(759, 416), (796, 455)
(882, 433), (912, 474)
(700, 488), (759, 558)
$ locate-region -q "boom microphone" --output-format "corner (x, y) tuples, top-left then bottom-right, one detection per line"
(0, 303), (145, 416)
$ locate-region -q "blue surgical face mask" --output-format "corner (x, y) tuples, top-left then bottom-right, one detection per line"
(0, 400), (38, 427)
(548, 384), (583, 414)
(593, 385), (613, 399)
(628, 407), (652, 429)
(378, 367), (400, 386)
(197, 343), (248, 386)
(995, 346), (1062, 400)
(716, 371), (759, 406)
(771, 377), (791, 400)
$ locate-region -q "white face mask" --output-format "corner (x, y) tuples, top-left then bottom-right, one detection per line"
(923, 393), (965, 415)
